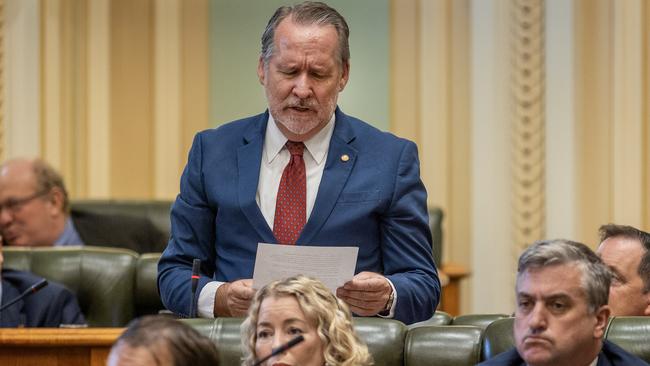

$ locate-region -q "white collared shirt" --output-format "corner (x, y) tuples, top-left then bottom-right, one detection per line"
(526, 355), (598, 366)
(256, 113), (335, 229)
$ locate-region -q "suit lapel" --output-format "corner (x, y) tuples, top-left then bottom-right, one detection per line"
(596, 349), (612, 366)
(238, 113), (276, 243)
(299, 110), (357, 244)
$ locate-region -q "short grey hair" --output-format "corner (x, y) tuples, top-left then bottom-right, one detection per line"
(260, 1), (350, 66)
(517, 239), (612, 313)
(32, 159), (70, 214)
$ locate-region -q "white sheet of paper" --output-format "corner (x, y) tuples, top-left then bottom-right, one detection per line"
(252, 243), (358, 293)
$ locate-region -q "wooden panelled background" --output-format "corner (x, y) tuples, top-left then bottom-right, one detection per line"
(4, 0), (209, 199)
(1, 0), (649, 313)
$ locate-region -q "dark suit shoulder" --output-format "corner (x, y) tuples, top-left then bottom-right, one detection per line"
(1, 268), (43, 291)
(1, 269), (85, 327)
(601, 340), (650, 366)
(3, 268), (74, 297)
(477, 347), (525, 366)
(334, 110), (416, 159)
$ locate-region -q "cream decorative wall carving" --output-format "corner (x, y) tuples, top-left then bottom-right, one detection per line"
(510, 0), (546, 250)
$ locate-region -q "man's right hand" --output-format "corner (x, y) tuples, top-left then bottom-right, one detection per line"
(213, 279), (254, 317)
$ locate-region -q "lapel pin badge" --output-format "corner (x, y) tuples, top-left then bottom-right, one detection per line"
(340, 154), (350, 162)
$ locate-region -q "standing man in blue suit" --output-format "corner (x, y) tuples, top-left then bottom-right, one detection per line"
(158, 1), (440, 325)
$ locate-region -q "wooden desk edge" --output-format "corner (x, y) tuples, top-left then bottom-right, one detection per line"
(0, 328), (125, 346)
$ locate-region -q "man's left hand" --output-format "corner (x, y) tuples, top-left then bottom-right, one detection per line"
(336, 271), (392, 316)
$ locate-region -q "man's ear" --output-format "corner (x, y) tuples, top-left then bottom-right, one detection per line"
(257, 57), (266, 85)
(593, 305), (611, 339)
(338, 60), (350, 92)
(47, 187), (65, 214)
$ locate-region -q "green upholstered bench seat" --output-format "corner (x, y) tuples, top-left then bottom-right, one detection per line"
(2, 246), (137, 326)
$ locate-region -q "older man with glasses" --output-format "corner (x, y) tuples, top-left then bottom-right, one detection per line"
(0, 158), (167, 252)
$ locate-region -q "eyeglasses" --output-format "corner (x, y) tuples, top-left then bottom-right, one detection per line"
(0, 190), (49, 215)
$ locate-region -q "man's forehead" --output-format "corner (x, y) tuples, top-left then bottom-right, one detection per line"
(599, 235), (645, 252)
(0, 159), (35, 179)
(516, 265), (585, 296)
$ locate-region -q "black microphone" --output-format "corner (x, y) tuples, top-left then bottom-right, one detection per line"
(252, 335), (305, 366)
(0, 279), (49, 312)
(189, 259), (201, 318)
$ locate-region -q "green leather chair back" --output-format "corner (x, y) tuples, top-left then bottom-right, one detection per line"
(605, 316), (650, 363)
(135, 253), (165, 316)
(405, 325), (483, 366)
(71, 199), (172, 238)
(451, 313), (510, 329)
(2, 246), (137, 327)
(354, 318), (407, 366)
(408, 310), (453, 329)
(182, 318), (245, 366)
(481, 317), (515, 361)
(429, 207), (443, 267)
(180, 316), (650, 365)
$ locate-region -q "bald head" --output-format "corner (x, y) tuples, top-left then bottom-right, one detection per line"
(0, 158), (68, 247)
(0, 158), (39, 189)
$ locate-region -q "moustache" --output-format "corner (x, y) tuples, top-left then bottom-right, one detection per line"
(286, 99), (316, 109)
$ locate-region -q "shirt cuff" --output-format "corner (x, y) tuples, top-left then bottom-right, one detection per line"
(198, 280), (224, 318)
(377, 278), (397, 319)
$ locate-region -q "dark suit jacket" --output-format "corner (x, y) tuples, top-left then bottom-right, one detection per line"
(158, 108), (440, 324)
(0, 269), (86, 327)
(478, 340), (650, 366)
(72, 209), (168, 253)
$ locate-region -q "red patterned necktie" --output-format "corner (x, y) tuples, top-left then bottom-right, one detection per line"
(273, 141), (306, 245)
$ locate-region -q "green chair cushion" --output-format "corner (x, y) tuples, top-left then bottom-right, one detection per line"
(405, 325), (483, 366)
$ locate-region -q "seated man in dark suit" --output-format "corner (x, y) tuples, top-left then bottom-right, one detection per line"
(0, 158), (167, 253)
(0, 237), (85, 327)
(479, 239), (649, 366)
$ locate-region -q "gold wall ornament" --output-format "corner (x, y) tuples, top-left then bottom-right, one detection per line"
(511, 0), (546, 250)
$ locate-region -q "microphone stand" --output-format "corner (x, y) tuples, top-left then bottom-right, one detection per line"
(252, 335), (305, 366)
(0, 279), (49, 312)
(189, 259), (201, 318)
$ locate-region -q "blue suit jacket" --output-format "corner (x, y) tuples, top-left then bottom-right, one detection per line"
(0, 269), (86, 327)
(478, 340), (650, 366)
(158, 108), (440, 324)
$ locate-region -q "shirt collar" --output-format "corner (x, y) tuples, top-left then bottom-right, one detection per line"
(53, 217), (83, 246)
(264, 113), (335, 165)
